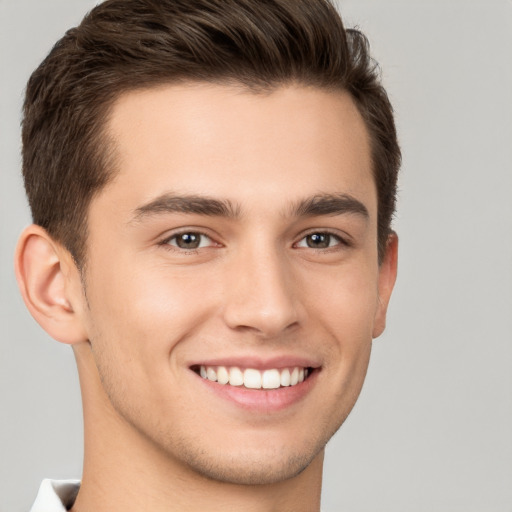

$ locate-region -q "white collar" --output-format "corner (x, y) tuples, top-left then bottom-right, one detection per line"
(30, 479), (80, 512)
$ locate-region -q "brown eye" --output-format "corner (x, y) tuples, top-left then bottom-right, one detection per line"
(306, 233), (330, 248)
(168, 232), (211, 250)
(296, 232), (342, 249)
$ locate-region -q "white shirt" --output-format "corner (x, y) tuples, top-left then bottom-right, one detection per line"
(30, 479), (80, 512)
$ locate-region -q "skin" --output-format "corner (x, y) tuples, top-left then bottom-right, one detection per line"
(15, 83), (398, 512)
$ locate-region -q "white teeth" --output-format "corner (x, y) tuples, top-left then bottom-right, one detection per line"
(229, 367), (244, 386)
(290, 367), (299, 386)
(198, 365), (311, 389)
(262, 369), (281, 389)
(217, 366), (229, 385)
(244, 368), (262, 389)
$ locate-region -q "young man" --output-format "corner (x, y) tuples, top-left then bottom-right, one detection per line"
(15, 0), (400, 510)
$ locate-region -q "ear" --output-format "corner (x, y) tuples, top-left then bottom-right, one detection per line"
(14, 224), (88, 345)
(372, 232), (398, 338)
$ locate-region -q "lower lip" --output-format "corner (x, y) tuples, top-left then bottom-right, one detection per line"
(194, 370), (319, 412)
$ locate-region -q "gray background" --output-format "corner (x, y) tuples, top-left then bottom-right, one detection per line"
(1, 1), (511, 511)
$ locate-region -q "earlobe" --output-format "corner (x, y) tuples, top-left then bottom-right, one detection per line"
(14, 224), (88, 345)
(372, 232), (398, 339)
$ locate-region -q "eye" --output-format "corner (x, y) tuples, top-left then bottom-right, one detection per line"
(296, 232), (344, 249)
(165, 232), (214, 250)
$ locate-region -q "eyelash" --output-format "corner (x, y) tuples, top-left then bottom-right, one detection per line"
(159, 229), (350, 253)
(294, 230), (350, 250)
(159, 230), (217, 252)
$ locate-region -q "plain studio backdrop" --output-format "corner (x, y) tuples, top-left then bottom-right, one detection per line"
(1, 1), (511, 511)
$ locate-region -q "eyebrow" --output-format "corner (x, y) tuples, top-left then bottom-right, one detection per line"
(131, 193), (240, 222)
(130, 192), (369, 223)
(290, 193), (369, 220)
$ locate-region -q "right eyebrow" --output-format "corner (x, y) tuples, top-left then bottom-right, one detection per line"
(130, 193), (241, 223)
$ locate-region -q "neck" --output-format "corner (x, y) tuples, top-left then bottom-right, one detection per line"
(71, 343), (324, 512)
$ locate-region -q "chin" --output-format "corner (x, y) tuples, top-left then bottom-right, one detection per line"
(187, 452), (315, 485)
(168, 431), (329, 486)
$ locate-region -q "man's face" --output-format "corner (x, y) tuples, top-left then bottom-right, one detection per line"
(77, 83), (395, 484)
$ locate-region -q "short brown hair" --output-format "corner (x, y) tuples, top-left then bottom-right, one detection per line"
(22, 0), (400, 266)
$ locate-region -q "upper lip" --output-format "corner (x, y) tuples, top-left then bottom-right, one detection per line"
(188, 355), (321, 370)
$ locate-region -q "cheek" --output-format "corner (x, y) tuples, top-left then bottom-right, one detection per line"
(299, 258), (378, 406)
(301, 259), (380, 339)
(84, 261), (218, 376)
(81, 263), (222, 423)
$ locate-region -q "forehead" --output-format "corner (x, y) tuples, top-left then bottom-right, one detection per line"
(98, 83), (375, 219)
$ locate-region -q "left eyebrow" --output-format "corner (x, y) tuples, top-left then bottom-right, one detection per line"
(290, 193), (369, 220)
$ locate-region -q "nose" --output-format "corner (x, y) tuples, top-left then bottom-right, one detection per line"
(221, 245), (301, 338)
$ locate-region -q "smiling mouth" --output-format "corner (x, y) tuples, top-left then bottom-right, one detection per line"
(192, 365), (314, 390)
